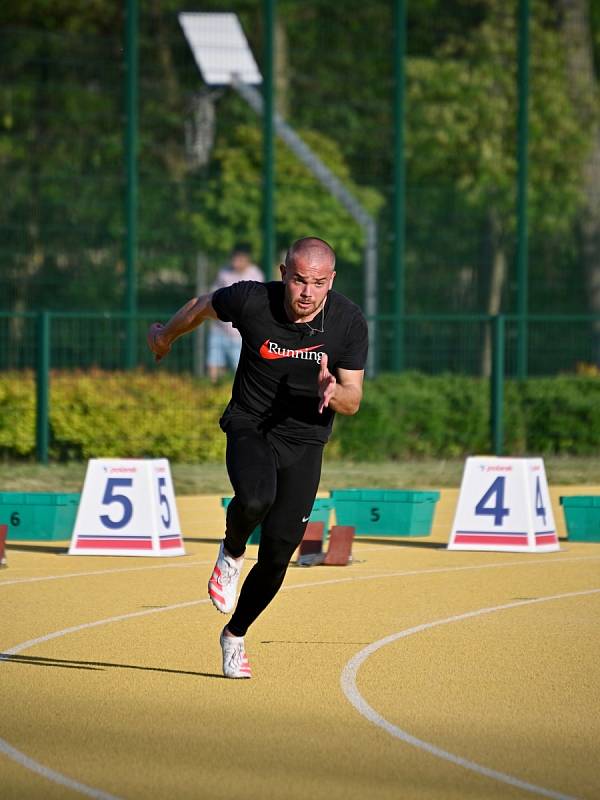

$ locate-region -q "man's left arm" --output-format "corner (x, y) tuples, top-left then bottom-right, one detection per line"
(317, 354), (364, 415)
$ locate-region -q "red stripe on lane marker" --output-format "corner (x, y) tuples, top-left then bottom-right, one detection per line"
(75, 539), (153, 550)
(160, 538), (183, 549)
(454, 534), (529, 546)
(535, 534), (558, 544)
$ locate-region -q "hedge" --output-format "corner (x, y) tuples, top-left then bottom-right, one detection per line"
(0, 370), (598, 461)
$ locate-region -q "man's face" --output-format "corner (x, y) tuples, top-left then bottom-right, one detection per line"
(280, 254), (335, 321)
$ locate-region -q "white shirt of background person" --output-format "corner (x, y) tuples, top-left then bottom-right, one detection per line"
(206, 246), (265, 383)
(210, 247), (265, 341)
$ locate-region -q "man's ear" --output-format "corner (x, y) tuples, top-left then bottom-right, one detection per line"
(329, 271), (336, 290)
(279, 263), (286, 281)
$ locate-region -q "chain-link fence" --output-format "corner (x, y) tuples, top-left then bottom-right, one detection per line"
(1, 310), (596, 462)
(2, 2), (600, 385)
(2, 311), (599, 377)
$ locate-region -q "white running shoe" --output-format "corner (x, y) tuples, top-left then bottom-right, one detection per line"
(220, 629), (252, 679)
(208, 542), (243, 614)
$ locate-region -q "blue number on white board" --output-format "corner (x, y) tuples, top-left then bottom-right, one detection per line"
(535, 476), (546, 526)
(158, 477), (171, 528)
(100, 478), (133, 529)
(475, 476), (509, 526)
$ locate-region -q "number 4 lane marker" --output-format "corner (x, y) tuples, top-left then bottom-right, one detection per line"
(448, 457), (559, 553)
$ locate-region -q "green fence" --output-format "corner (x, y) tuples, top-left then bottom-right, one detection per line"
(1, 311), (598, 463)
(2, 5), (599, 368)
(2, 4), (599, 462)
(4, 311), (598, 376)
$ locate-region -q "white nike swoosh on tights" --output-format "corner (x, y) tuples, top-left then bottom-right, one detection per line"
(302, 516), (310, 523)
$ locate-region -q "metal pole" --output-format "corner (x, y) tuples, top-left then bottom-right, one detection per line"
(365, 223), (378, 376)
(194, 254), (208, 377)
(392, 0), (406, 372)
(125, 0), (139, 368)
(262, 0), (276, 278)
(36, 311), (50, 464)
(516, 0), (530, 379)
(491, 314), (505, 456)
(233, 78), (378, 370)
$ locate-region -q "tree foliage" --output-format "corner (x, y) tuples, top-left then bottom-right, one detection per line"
(0, 0), (598, 324)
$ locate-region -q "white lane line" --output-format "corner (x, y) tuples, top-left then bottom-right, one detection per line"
(3, 552), (598, 591)
(1, 550), (597, 593)
(0, 561), (211, 588)
(341, 588), (600, 800)
(0, 598), (211, 657)
(2, 555), (600, 798)
(0, 739), (121, 800)
(4, 554), (599, 657)
(284, 554), (600, 592)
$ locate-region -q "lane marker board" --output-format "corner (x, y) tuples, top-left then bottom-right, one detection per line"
(448, 457), (559, 553)
(69, 459), (185, 557)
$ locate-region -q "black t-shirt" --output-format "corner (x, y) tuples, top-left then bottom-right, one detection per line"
(211, 281), (368, 444)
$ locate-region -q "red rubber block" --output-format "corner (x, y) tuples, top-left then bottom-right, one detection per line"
(298, 522), (325, 558)
(323, 525), (355, 566)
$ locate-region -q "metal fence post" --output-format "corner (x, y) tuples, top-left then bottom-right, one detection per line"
(262, 0), (275, 277)
(490, 314), (505, 455)
(124, 0), (139, 369)
(36, 311), (50, 464)
(392, 0), (406, 373)
(516, 0), (530, 379)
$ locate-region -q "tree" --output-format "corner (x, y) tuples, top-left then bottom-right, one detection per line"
(559, 0), (600, 363)
(403, 0), (592, 372)
(187, 122), (383, 297)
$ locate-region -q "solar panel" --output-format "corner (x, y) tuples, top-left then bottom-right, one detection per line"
(178, 12), (262, 86)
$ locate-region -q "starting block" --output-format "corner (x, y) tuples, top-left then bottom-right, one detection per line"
(323, 526), (355, 566)
(297, 522), (324, 565)
(296, 522), (355, 566)
(0, 524), (7, 567)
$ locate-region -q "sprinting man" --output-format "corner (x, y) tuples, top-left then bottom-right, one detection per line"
(147, 237), (368, 678)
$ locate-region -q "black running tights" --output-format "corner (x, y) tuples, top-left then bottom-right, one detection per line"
(223, 427), (323, 637)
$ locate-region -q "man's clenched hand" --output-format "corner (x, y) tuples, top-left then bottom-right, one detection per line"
(317, 353), (336, 413)
(147, 322), (171, 362)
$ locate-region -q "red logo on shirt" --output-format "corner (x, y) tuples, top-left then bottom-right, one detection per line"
(259, 339), (324, 363)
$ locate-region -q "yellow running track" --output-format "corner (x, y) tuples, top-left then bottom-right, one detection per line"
(1, 489), (599, 800)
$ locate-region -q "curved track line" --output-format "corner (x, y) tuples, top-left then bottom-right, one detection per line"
(341, 588), (600, 800)
(0, 561), (211, 588)
(2, 552), (597, 591)
(2, 556), (599, 798)
(0, 739), (121, 800)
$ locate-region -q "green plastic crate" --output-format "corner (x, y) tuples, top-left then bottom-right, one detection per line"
(331, 489), (440, 537)
(1, 492), (80, 541)
(560, 496), (600, 542)
(221, 497), (333, 544)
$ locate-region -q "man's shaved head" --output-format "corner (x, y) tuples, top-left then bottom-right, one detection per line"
(285, 237), (336, 272)
(280, 237), (337, 323)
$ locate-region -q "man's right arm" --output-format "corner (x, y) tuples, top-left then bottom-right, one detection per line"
(147, 292), (218, 362)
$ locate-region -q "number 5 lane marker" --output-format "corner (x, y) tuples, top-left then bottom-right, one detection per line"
(341, 588), (600, 800)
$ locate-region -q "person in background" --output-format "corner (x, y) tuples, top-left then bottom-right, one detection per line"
(207, 244), (264, 383)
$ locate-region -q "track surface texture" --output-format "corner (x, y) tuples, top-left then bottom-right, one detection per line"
(1, 488), (599, 800)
